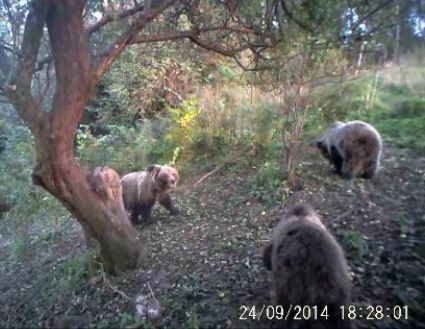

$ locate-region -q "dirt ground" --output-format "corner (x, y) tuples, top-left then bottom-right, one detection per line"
(0, 146), (424, 329)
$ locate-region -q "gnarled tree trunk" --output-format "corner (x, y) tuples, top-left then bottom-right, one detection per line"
(32, 133), (144, 273)
(3, 0), (147, 273)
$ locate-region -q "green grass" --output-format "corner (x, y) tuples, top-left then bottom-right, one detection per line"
(337, 230), (370, 261)
(13, 236), (32, 261)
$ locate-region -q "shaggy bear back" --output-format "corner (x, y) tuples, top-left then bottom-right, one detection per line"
(317, 120), (382, 179)
(264, 204), (352, 329)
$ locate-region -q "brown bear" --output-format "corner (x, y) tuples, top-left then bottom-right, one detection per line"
(84, 166), (125, 247)
(316, 120), (382, 179)
(88, 166), (123, 205)
(263, 204), (352, 329)
(121, 165), (179, 224)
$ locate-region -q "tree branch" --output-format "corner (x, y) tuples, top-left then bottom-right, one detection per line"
(35, 1), (167, 71)
(37, 60), (51, 106)
(188, 34), (251, 57)
(0, 47), (13, 83)
(91, 0), (174, 85)
(5, 0), (47, 136)
(351, 0), (394, 32)
(130, 24), (271, 65)
(45, 0), (93, 143)
(33, 54), (52, 72)
(86, 2), (146, 35)
(130, 25), (254, 44)
(279, 0), (313, 32)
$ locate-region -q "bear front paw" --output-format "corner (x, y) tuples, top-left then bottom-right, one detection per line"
(170, 208), (179, 216)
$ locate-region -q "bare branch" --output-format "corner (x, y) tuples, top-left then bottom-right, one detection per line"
(232, 54), (276, 72)
(35, 0), (173, 73)
(33, 54), (52, 73)
(351, 0), (394, 32)
(13, 2), (45, 90)
(45, 0), (93, 140)
(2, 0), (15, 28)
(189, 34), (251, 57)
(130, 25), (254, 44)
(0, 47), (13, 82)
(4, 0), (47, 135)
(130, 29), (199, 43)
(91, 0), (175, 85)
(86, 2), (146, 35)
(37, 60), (51, 106)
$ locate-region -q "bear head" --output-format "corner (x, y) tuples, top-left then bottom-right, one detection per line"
(147, 164), (179, 193)
(316, 121), (344, 159)
(282, 203), (326, 230)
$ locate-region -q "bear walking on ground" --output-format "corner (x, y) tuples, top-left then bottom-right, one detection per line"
(316, 120), (382, 179)
(263, 204), (352, 329)
(121, 165), (179, 224)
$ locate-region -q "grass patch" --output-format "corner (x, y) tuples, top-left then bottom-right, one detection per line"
(337, 230), (370, 261)
(13, 236), (32, 261)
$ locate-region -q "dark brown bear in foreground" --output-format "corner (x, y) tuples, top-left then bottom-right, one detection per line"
(263, 204), (352, 329)
(121, 165), (179, 224)
(316, 120), (382, 179)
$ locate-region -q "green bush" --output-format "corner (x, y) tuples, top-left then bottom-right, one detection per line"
(77, 120), (176, 174)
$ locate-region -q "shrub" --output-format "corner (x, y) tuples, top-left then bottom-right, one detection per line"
(249, 161), (287, 207)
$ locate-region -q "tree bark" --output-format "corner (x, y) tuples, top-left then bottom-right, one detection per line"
(31, 135), (145, 273)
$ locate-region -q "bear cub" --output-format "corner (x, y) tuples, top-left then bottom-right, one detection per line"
(263, 203), (352, 329)
(316, 120), (382, 179)
(121, 165), (179, 224)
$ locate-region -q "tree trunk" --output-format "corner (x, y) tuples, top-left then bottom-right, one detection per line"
(1, 0), (147, 274)
(31, 132), (145, 274)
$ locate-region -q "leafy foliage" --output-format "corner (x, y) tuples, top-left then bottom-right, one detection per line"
(0, 123), (67, 241)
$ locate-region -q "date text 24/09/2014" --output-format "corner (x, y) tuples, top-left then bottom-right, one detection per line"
(239, 305), (409, 321)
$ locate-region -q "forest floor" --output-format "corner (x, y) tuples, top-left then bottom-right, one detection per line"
(0, 146), (424, 329)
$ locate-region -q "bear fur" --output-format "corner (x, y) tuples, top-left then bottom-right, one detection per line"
(121, 165), (179, 224)
(263, 204), (352, 329)
(88, 166), (123, 205)
(316, 120), (382, 179)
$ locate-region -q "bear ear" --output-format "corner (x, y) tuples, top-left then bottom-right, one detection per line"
(147, 164), (161, 177)
(263, 243), (273, 271)
(316, 141), (323, 148)
(146, 165), (156, 172)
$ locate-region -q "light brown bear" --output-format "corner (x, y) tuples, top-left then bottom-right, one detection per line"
(263, 204), (352, 329)
(121, 165), (179, 224)
(88, 166), (123, 205)
(316, 120), (382, 179)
